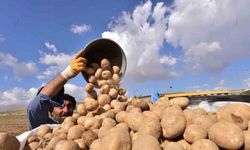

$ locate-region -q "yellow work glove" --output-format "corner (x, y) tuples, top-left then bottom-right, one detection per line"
(61, 50), (87, 80)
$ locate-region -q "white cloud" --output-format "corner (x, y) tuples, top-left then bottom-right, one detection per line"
(70, 24), (91, 35)
(0, 87), (38, 111)
(102, 1), (178, 81)
(64, 83), (85, 102)
(166, 0), (250, 73)
(160, 56), (177, 66)
(214, 79), (228, 90)
(37, 52), (73, 79)
(0, 83), (84, 111)
(45, 42), (57, 52)
(0, 34), (5, 42)
(0, 52), (37, 80)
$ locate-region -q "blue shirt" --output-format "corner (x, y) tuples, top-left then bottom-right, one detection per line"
(27, 93), (62, 129)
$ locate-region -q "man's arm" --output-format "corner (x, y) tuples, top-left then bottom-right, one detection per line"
(40, 75), (67, 98)
(40, 49), (87, 98)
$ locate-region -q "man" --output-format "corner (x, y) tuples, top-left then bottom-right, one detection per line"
(27, 50), (87, 129)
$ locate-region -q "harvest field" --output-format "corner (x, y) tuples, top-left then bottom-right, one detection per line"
(0, 109), (29, 136)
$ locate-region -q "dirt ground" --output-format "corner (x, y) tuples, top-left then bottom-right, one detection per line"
(0, 110), (29, 136)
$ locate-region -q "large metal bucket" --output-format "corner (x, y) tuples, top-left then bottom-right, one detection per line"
(81, 38), (127, 82)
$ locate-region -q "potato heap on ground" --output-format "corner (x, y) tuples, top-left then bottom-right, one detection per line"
(23, 59), (250, 150)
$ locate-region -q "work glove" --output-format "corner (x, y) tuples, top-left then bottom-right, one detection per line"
(61, 50), (87, 80)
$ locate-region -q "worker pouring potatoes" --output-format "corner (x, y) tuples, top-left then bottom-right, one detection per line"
(27, 38), (127, 130)
(27, 49), (87, 129)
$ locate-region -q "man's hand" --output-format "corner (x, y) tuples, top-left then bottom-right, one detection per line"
(61, 50), (87, 80)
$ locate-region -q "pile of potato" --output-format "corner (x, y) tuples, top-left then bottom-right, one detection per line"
(2, 58), (250, 150)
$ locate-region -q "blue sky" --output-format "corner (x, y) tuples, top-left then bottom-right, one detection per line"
(1, 0), (250, 111)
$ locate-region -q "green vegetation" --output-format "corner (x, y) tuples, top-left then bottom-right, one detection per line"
(240, 90), (250, 95)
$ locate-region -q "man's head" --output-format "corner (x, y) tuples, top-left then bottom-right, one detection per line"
(50, 94), (76, 123)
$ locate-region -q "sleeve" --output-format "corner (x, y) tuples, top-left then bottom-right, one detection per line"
(27, 93), (61, 129)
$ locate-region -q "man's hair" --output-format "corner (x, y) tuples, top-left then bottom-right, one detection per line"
(63, 94), (76, 109)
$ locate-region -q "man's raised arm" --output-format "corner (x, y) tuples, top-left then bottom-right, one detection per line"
(40, 50), (87, 98)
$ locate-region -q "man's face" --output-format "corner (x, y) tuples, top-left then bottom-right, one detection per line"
(51, 99), (74, 123)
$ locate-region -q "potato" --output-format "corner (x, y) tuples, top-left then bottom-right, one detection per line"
(81, 130), (98, 147)
(77, 104), (87, 116)
(99, 84), (110, 94)
(126, 111), (145, 131)
(101, 58), (111, 70)
(131, 98), (149, 111)
(118, 88), (127, 95)
(86, 90), (98, 99)
(98, 94), (111, 106)
(97, 126), (132, 150)
(217, 103), (249, 130)
(164, 142), (184, 150)
(0, 132), (20, 150)
(83, 117), (101, 129)
(37, 124), (51, 137)
(74, 139), (87, 150)
(132, 134), (161, 150)
(89, 139), (101, 150)
(98, 118), (117, 138)
(94, 68), (103, 79)
(150, 99), (169, 119)
(44, 132), (52, 139)
(77, 116), (87, 125)
(192, 115), (216, 130)
(97, 80), (108, 87)
(138, 114), (161, 139)
(101, 70), (112, 80)
(84, 97), (99, 111)
(72, 113), (80, 119)
(183, 124), (207, 143)
(103, 104), (111, 111)
(67, 125), (85, 140)
(26, 135), (40, 144)
(143, 111), (160, 121)
(208, 121), (243, 149)
(109, 88), (118, 99)
(107, 79), (116, 86)
(26, 141), (40, 150)
(196, 108), (208, 115)
(161, 111), (186, 139)
(112, 74), (120, 84)
(244, 130), (250, 150)
(61, 121), (75, 133)
(112, 66), (120, 74)
(111, 100), (127, 113)
(183, 108), (207, 126)
(115, 111), (128, 123)
(177, 139), (191, 150)
(190, 139), (219, 150)
(100, 110), (116, 120)
(46, 137), (63, 150)
(116, 123), (129, 131)
(85, 83), (94, 93)
(169, 97), (189, 109)
(118, 95), (128, 102)
(160, 140), (170, 149)
(85, 67), (95, 76)
(63, 116), (77, 124)
(55, 140), (80, 150)
(88, 75), (96, 84)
